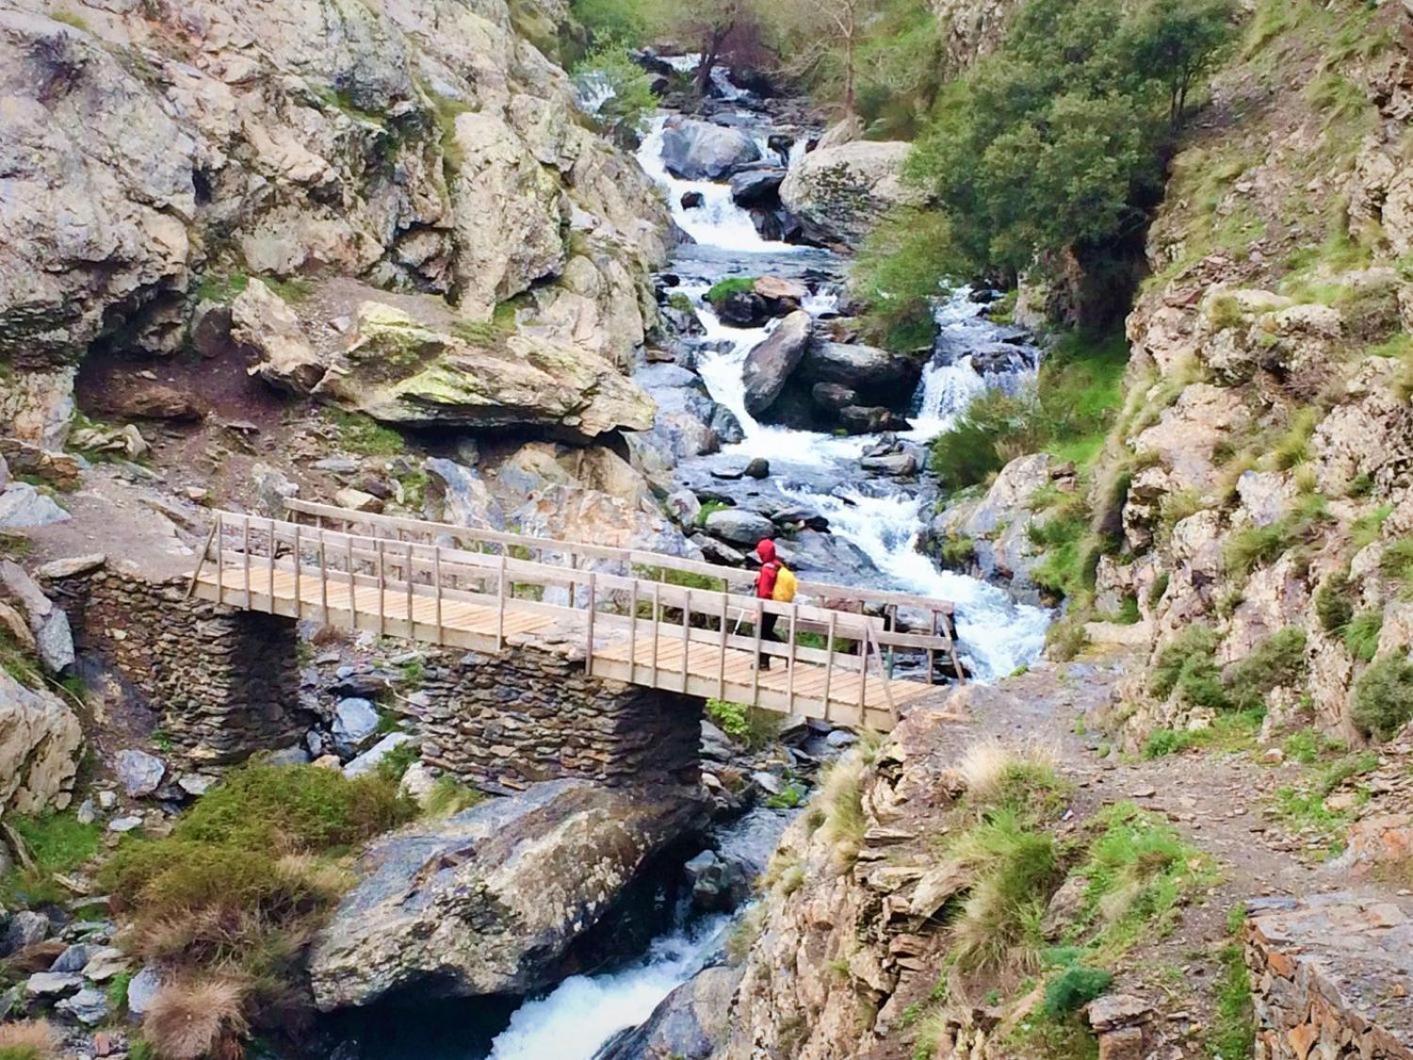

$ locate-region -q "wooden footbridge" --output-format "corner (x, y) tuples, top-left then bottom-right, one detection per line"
(187, 499), (963, 731)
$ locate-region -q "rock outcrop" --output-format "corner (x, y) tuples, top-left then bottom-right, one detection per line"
(780, 140), (920, 246)
(307, 779), (704, 1009)
(318, 302), (655, 440)
(0, 669), (83, 814)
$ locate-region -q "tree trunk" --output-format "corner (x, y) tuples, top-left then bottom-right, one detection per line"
(843, 34), (856, 114)
(697, 24), (732, 97)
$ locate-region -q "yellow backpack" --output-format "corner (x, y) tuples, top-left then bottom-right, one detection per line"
(772, 564), (798, 602)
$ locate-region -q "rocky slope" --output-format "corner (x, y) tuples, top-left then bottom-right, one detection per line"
(0, 0), (671, 452)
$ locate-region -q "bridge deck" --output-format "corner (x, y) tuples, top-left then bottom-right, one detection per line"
(188, 507), (962, 731)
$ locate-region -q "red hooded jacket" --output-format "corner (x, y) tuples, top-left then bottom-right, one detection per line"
(754, 538), (780, 600)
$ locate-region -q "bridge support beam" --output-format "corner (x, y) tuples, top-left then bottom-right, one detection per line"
(418, 643), (703, 794)
(49, 565), (307, 765)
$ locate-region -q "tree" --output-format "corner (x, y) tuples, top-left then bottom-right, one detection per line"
(766, 0), (886, 114)
(660, 0), (758, 96)
(1120, 0), (1236, 129)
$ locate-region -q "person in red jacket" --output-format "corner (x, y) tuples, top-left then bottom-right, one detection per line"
(754, 538), (780, 668)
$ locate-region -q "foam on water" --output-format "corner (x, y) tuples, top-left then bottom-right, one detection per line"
(488, 915), (729, 1060)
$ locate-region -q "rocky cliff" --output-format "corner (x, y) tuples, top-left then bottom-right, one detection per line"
(1087, 1), (1413, 748)
(0, 0), (671, 448)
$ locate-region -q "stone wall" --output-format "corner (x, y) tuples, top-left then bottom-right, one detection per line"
(419, 639), (702, 793)
(49, 564), (306, 764)
(1246, 894), (1413, 1059)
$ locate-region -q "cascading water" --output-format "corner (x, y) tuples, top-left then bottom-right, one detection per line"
(635, 105), (1050, 678)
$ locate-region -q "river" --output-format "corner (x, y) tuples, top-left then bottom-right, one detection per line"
(331, 63), (1050, 1060)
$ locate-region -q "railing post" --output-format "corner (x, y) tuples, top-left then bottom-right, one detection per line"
(496, 554), (507, 649)
(857, 626), (869, 721)
(823, 611), (837, 723)
(346, 533), (356, 631)
(928, 609), (938, 686)
(585, 571), (597, 676)
(650, 583), (661, 686)
(266, 517), (276, 607)
(434, 546), (444, 641)
(242, 514), (252, 607)
(213, 513), (224, 604)
(786, 602), (798, 713)
(717, 590), (728, 700)
(750, 600), (763, 703)
(375, 537), (386, 636)
(319, 531), (328, 622)
(628, 579), (640, 681)
(872, 629), (898, 723)
(568, 552), (578, 610)
(292, 523), (302, 620)
(404, 542), (414, 629)
(680, 588), (691, 693)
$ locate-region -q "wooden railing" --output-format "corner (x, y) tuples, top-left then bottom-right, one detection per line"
(186, 507), (964, 728)
(281, 498), (965, 683)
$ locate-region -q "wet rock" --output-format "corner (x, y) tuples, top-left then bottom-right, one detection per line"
(660, 118), (763, 180)
(811, 381), (858, 412)
(425, 459), (506, 531)
(841, 406), (911, 435)
(713, 290), (771, 328)
(331, 698), (381, 757)
(666, 490), (702, 526)
(803, 341), (920, 396)
(730, 169), (786, 209)
(742, 311), (812, 417)
(743, 458), (770, 480)
(859, 451), (918, 476)
(308, 779), (705, 1008)
(704, 509), (775, 546)
(681, 191), (705, 210)
(600, 964), (742, 1060)
(114, 749), (165, 798)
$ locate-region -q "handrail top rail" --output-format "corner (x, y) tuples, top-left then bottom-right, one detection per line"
(279, 498), (956, 616)
(203, 509), (925, 640)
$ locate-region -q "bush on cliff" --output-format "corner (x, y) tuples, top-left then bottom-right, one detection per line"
(99, 764), (415, 1056)
(1350, 653), (1413, 740)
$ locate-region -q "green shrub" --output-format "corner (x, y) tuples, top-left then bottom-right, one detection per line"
(1147, 572), (1170, 607)
(1223, 521), (1295, 576)
(1149, 626), (1227, 709)
(935, 533), (977, 568)
(1344, 609), (1383, 662)
(1350, 653), (1413, 740)
(1226, 628), (1306, 711)
(325, 409), (405, 456)
(1379, 536), (1413, 597)
(1042, 964), (1114, 1017)
(572, 43), (655, 137)
(0, 812), (103, 906)
(1314, 571), (1354, 633)
(706, 699), (780, 751)
(1143, 728), (1196, 759)
(1351, 503), (1393, 549)
(704, 277), (757, 304)
(1209, 943), (1255, 1059)
(855, 210), (961, 350)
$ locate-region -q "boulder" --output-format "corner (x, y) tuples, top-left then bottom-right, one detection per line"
(713, 291), (771, 328)
(729, 168), (785, 208)
(0, 484), (69, 529)
(24, 971), (80, 999)
(3, 912), (50, 956)
(448, 111), (568, 319)
(0, 669), (82, 813)
(704, 508), (776, 546)
(333, 488), (383, 514)
(802, 341), (919, 396)
(320, 303), (654, 442)
(660, 118), (762, 180)
(126, 966), (161, 1018)
(114, 749), (166, 798)
(231, 278), (326, 394)
(811, 382), (858, 411)
(342, 732), (413, 778)
(56, 986), (108, 1026)
(752, 276), (808, 308)
(600, 965), (742, 1059)
(681, 191), (705, 210)
(0, 560), (72, 673)
(331, 698), (381, 757)
(97, 381), (206, 422)
(840, 406), (911, 435)
(780, 139), (920, 245)
(742, 311), (812, 416)
(307, 779), (704, 1008)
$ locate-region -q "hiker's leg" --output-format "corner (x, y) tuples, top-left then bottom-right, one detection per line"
(759, 611), (778, 668)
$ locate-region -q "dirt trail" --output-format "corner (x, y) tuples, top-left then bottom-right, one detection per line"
(920, 649), (1409, 1048)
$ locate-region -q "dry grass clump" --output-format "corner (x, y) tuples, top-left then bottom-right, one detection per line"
(97, 764), (415, 1055)
(145, 977), (249, 1060)
(0, 1019), (58, 1060)
(958, 740), (1066, 816)
(817, 752), (868, 872)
